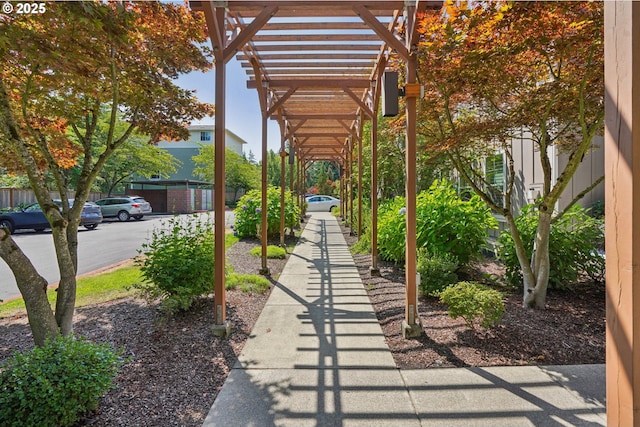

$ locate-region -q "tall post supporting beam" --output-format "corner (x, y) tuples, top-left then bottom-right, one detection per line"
(298, 156), (302, 213)
(340, 157), (345, 220)
(259, 111), (270, 276)
(289, 145), (295, 236)
(211, 6), (230, 337)
(349, 139), (354, 233)
(402, 3), (422, 339)
(605, 3), (640, 425)
(280, 136), (286, 247)
(357, 112), (364, 237)
(370, 111), (380, 276)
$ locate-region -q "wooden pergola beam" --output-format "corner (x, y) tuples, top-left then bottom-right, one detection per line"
(224, 5), (278, 62)
(247, 79), (371, 89)
(238, 53), (379, 61)
(248, 44), (382, 52)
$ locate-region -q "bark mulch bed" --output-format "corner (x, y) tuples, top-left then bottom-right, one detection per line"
(0, 225), (605, 427)
(342, 225), (605, 369)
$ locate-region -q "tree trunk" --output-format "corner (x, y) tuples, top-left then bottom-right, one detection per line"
(524, 208), (552, 308)
(51, 225), (78, 336)
(0, 229), (58, 346)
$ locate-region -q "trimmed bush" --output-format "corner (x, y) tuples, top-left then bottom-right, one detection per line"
(497, 204), (605, 289)
(439, 281), (505, 329)
(377, 180), (496, 264)
(417, 249), (459, 296)
(233, 186), (300, 238)
(136, 214), (215, 314)
(226, 273), (271, 293)
(249, 245), (287, 259)
(0, 335), (123, 427)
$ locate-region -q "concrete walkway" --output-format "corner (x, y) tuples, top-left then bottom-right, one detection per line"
(203, 212), (606, 427)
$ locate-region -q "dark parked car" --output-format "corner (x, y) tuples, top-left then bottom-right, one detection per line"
(57, 200), (103, 230)
(0, 200), (102, 234)
(95, 196), (152, 221)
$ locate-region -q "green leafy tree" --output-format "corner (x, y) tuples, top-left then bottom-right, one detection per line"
(307, 162), (337, 196)
(264, 149), (294, 189)
(192, 145), (259, 200)
(0, 1), (213, 345)
(66, 112), (181, 195)
(0, 172), (30, 189)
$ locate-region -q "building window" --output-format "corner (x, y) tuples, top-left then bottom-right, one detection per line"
(485, 153), (505, 208)
(200, 131), (212, 142)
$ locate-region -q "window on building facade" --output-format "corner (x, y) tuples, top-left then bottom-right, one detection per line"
(485, 153), (505, 208)
(200, 131), (212, 142)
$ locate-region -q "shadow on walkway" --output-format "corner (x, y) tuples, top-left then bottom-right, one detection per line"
(203, 212), (605, 427)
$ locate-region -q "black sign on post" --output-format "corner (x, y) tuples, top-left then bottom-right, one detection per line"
(382, 71), (399, 117)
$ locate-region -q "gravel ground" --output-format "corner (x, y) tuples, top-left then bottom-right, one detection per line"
(0, 222), (605, 426)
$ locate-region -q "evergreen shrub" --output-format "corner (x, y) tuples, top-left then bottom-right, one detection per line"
(136, 214), (215, 313)
(233, 186), (300, 238)
(439, 281), (505, 329)
(377, 180), (496, 264)
(0, 335), (123, 427)
(497, 204), (605, 289)
(417, 249), (459, 296)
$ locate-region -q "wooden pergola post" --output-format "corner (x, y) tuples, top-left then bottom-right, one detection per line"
(357, 112), (364, 237)
(402, 2), (422, 338)
(289, 142), (295, 235)
(280, 133), (286, 247)
(370, 111), (380, 276)
(605, 2), (640, 425)
(259, 109), (270, 276)
(340, 155), (345, 219)
(210, 6), (229, 337)
(349, 138), (354, 232)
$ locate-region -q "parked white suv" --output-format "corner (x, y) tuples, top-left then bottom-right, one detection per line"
(95, 196), (152, 221)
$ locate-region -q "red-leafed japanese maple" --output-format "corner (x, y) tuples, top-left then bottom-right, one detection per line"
(415, 1), (603, 308)
(0, 1), (214, 345)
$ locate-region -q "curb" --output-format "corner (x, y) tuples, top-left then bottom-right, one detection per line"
(1, 259), (135, 305)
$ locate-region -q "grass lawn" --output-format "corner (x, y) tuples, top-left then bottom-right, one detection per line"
(249, 245), (287, 259)
(0, 232), (241, 318)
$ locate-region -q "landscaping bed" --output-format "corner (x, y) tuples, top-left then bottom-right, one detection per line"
(0, 228), (605, 426)
(343, 226), (605, 369)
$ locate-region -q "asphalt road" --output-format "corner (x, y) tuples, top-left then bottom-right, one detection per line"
(0, 211), (234, 301)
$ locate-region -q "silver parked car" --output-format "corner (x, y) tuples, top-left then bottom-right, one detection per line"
(95, 196), (152, 221)
(305, 195), (340, 212)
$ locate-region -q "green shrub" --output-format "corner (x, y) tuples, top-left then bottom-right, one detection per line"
(497, 204), (605, 289)
(351, 204), (372, 254)
(590, 200), (604, 218)
(249, 245), (287, 259)
(377, 180), (496, 264)
(226, 273), (271, 293)
(417, 249), (459, 296)
(0, 335), (124, 427)
(135, 214), (215, 314)
(233, 186), (300, 238)
(439, 281), (505, 329)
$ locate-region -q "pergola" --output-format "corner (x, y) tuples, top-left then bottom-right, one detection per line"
(189, 2), (640, 425)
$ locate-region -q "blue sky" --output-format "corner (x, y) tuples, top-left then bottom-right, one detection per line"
(176, 58), (282, 160)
